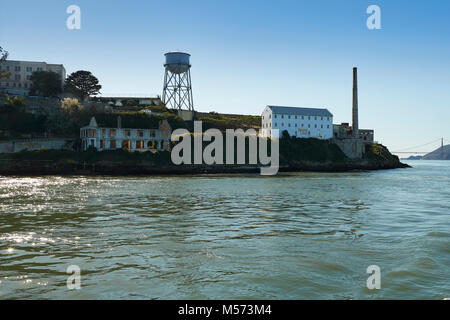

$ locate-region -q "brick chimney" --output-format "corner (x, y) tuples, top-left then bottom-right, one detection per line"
(352, 67), (359, 138)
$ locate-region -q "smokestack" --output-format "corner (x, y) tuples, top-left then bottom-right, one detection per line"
(117, 116), (122, 129)
(352, 67), (359, 138)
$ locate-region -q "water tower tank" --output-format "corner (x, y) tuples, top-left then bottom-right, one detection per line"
(164, 52), (191, 74)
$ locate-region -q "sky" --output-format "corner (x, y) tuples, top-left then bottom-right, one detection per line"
(1, 0), (449, 154)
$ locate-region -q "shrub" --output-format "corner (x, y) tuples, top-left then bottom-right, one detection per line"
(5, 96), (26, 107)
(61, 98), (83, 114)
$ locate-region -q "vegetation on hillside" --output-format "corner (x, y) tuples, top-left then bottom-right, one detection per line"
(0, 97), (187, 138)
(279, 131), (347, 164)
(364, 143), (401, 164)
(197, 112), (261, 131)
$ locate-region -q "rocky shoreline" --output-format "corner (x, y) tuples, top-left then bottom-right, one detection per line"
(0, 158), (410, 176)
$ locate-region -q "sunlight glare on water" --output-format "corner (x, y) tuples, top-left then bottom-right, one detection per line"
(0, 160), (449, 299)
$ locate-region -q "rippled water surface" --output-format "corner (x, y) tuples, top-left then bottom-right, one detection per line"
(0, 160), (449, 299)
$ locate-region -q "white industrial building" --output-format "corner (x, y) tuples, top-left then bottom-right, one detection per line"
(261, 105), (333, 139)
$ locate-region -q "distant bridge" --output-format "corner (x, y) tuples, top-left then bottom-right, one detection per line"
(392, 138), (449, 155)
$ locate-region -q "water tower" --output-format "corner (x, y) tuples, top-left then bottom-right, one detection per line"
(162, 52), (194, 113)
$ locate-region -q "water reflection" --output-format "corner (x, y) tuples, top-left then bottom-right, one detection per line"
(0, 161), (449, 299)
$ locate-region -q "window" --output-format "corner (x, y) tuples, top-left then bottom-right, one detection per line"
(308, 124), (310, 128)
(89, 129), (96, 137)
(136, 141), (144, 149)
(110, 140), (116, 149)
(315, 124), (317, 128)
(301, 123), (304, 127)
(138, 130), (143, 137)
(321, 125), (323, 128)
(302, 116), (304, 120)
(15, 75), (20, 80)
(26, 75), (31, 80)
(14, 66), (20, 72)
(6, 66), (10, 71)
(26, 67), (32, 72)
(100, 140), (105, 149)
(269, 114), (271, 119)
(288, 123), (290, 127)
(274, 115), (277, 119)
(125, 130), (131, 137)
(281, 115), (284, 119)
(122, 140), (131, 149)
(321, 117), (323, 120)
(327, 125), (330, 128)
(295, 123), (297, 127)
(295, 116), (297, 119)
(308, 116), (310, 120)
(314, 116), (317, 120)
(102, 129), (106, 136)
(37, 67), (43, 71)
(288, 115), (290, 119)
(110, 129), (116, 137)
(274, 123), (277, 127)
(147, 141), (156, 149)
(281, 123), (284, 126)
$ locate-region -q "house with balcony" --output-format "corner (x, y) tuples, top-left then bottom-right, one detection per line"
(80, 116), (172, 152)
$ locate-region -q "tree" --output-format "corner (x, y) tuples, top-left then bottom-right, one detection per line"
(65, 70), (101, 101)
(0, 46), (11, 79)
(29, 70), (62, 97)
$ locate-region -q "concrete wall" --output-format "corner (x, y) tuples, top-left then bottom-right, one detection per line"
(332, 138), (363, 159)
(0, 138), (74, 153)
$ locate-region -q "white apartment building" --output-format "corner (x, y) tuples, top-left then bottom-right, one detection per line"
(261, 105), (333, 139)
(80, 116), (172, 152)
(0, 60), (66, 96)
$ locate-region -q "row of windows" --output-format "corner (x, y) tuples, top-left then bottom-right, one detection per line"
(263, 114), (331, 121)
(81, 128), (168, 139)
(88, 139), (168, 150)
(264, 122), (330, 129)
(265, 129), (313, 136)
(0, 82), (30, 88)
(0, 65), (43, 72)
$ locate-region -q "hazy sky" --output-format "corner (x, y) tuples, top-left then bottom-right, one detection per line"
(1, 0), (449, 153)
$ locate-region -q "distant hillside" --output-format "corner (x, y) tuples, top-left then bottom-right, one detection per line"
(403, 155), (423, 160)
(422, 144), (450, 160)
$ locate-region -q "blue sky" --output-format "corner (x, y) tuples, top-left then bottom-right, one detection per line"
(1, 0), (449, 153)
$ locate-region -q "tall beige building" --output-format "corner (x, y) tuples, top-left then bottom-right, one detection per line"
(0, 60), (66, 96)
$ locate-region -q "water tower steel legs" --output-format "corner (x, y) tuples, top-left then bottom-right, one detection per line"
(162, 68), (194, 111)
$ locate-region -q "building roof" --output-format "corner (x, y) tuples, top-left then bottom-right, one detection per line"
(267, 105), (333, 117)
